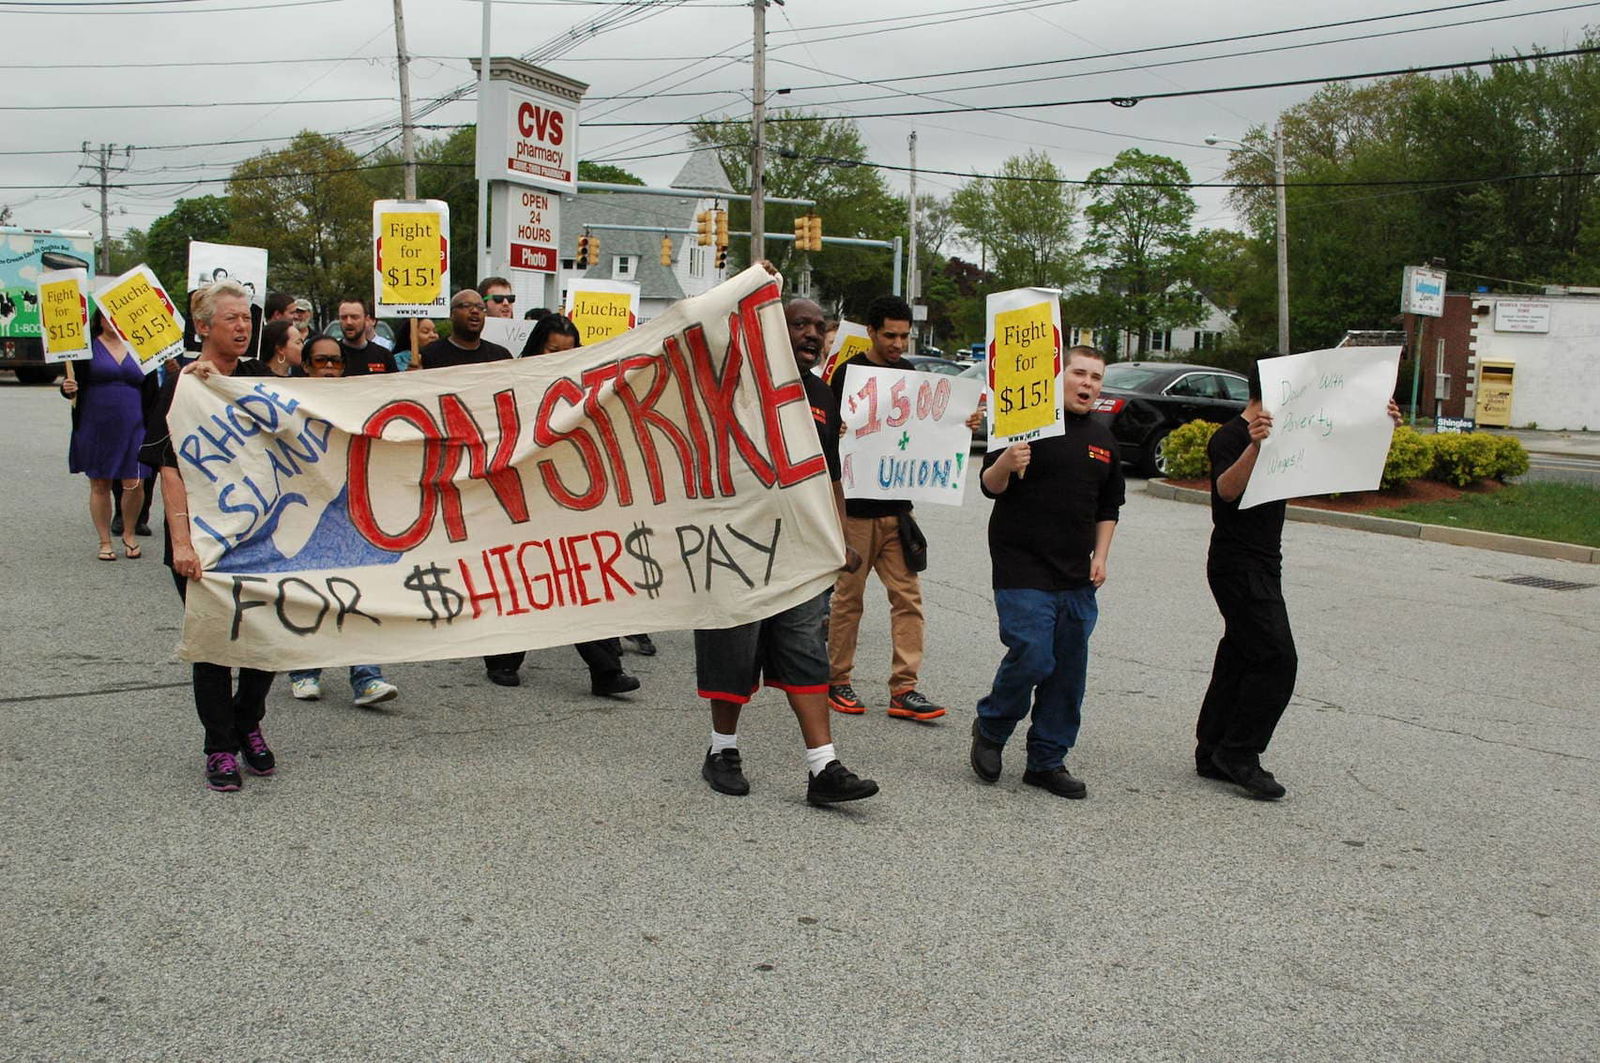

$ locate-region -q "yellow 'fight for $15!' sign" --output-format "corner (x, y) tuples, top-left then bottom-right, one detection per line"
(37, 269), (90, 363)
(987, 294), (1062, 445)
(373, 200), (450, 316)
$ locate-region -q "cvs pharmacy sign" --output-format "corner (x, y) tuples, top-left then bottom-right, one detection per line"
(475, 63), (587, 195)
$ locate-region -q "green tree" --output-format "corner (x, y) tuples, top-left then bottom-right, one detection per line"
(365, 127), (478, 291)
(145, 195), (231, 295)
(577, 161), (645, 186)
(950, 151), (1079, 291)
(1081, 149), (1202, 355)
(106, 227), (148, 276)
(229, 132), (372, 316)
(689, 110), (904, 314)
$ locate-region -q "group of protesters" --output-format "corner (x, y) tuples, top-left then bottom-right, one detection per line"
(62, 269), (1393, 810)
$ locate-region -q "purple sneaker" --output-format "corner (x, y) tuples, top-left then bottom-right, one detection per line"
(205, 752), (242, 792)
(239, 728), (276, 776)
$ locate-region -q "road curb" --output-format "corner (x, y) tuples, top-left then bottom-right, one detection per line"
(1146, 479), (1600, 564)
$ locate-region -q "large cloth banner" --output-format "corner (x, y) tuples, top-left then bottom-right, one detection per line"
(1241, 346), (1401, 510)
(837, 364), (981, 506)
(169, 267), (845, 670)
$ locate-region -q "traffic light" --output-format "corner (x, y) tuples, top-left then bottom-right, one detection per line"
(714, 208), (729, 248)
(589, 233), (600, 262)
(695, 210), (713, 247)
(715, 244), (727, 271)
(575, 233), (589, 268)
(659, 234), (674, 267)
(807, 213), (823, 251)
(794, 215), (809, 248)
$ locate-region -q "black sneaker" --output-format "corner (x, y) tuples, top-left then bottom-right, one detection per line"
(806, 760), (879, 806)
(591, 671), (641, 696)
(135, 522), (153, 536)
(238, 727), (275, 776)
(970, 719), (1002, 783)
(1022, 765), (1088, 800)
(205, 752), (242, 792)
(626, 633), (658, 656)
(702, 748), (749, 796)
(887, 689), (946, 721)
(1195, 747), (1229, 780)
(486, 668), (521, 687)
(827, 683), (866, 715)
(1211, 753), (1286, 800)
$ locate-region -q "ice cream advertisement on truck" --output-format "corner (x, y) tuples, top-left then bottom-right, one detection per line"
(1, 227), (97, 384)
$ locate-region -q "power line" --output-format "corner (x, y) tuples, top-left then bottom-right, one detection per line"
(0, 0), (344, 12)
(0, 96), (395, 111)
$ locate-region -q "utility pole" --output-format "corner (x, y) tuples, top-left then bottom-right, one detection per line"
(477, 0), (493, 279)
(1274, 120), (1290, 355)
(392, 0), (417, 198)
(906, 131), (919, 325)
(80, 142), (129, 273)
(750, 0), (768, 264)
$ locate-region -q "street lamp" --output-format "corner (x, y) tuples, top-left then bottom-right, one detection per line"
(1207, 123), (1290, 356)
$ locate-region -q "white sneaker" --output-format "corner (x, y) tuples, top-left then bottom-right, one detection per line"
(290, 676), (321, 701)
(353, 678), (399, 707)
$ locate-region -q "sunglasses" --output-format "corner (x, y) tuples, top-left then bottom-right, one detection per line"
(487, 294), (516, 305)
(308, 354), (343, 366)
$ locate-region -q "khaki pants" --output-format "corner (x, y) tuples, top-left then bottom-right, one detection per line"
(828, 514), (924, 693)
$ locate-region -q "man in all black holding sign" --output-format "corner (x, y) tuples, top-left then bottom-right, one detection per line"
(970, 346), (1123, 800)
(825, 295), (946, 723)
(1197, 363), (1402, 800)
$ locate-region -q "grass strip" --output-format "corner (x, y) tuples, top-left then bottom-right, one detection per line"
(1382, 482), (1600, 548)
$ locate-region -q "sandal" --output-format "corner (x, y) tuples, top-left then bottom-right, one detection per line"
(98, 543), (117, 562)
(122, 539), (142, 559)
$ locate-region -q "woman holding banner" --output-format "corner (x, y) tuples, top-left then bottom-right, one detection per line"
(140, 280), (279, 793)
(60, 309), (149, 561)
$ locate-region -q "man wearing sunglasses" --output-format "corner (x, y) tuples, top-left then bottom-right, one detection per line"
(477, 276), (517, 318)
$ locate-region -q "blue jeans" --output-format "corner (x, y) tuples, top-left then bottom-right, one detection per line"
(975, 586), (1099, 771)
(289, 665), (383, 693)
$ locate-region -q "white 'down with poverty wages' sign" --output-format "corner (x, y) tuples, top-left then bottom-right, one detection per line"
(1240, 346), (1402, 510)
(167, 267), (845, 671)
(984, 287), (1064, 450)
(94, 265), (185, 372)
(37, 268), (91, 362)
(837, 363), (982, 507)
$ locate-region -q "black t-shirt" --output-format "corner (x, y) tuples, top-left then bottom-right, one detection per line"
(804, 371), (842, 483)
(828, 351), (912, 518)
(980, 413), (1125, 590)
(417, 336), (513, 369)
(340, 340), (397, 376)
(1207, 415), (1286, 574)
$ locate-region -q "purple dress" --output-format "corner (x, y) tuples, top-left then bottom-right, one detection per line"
(68, 340), (150, 480)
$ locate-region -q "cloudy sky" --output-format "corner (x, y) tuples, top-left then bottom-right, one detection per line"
(2, 0), (1592, 249)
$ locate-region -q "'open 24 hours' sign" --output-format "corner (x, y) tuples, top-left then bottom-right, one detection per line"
(373, 200), (449, 318)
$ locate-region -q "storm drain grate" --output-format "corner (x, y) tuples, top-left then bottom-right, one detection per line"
(1491, 575), (1597, 592)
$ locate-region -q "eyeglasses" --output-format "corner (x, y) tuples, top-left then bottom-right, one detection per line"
(487, 293), (516, 305)
(452, 301), (485, 311)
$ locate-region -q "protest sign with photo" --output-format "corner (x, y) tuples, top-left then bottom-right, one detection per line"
(984, 287), (1063, 451)
(815, 319), (870, 384)
(167, 267), (845, 670)
(837, 363), (981, 507)
(482, 316), (534, 356)
(188, 241), (267, 307)
(565, 279), (640, 346)
(373, 200), (450, 318)
(93, 265), (185, 373)
(1241, 346), (1402, 510)
(36, 268), (91, 363)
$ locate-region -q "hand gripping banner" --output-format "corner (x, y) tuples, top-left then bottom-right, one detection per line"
(169, 267), (845, 670)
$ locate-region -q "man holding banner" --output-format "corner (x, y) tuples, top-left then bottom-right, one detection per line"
(970, 346), (1123, 800)
(694, 298), (878, 806)
(1196, 362), (1402, 800)
(825, 296), (946, 722)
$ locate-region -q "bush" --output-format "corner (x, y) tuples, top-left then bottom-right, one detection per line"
(1161, 419), (1221, 479)
(1383, 426), (1433, 488)
(1489, 435), (1530, 480)
(1429, 432), (1501, 486)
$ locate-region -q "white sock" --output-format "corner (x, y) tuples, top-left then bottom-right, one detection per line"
(710, 730), (739, 754)
(805, 743), (837, 777)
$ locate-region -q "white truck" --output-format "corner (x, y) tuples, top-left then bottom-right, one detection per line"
(0, 227), (97, 384)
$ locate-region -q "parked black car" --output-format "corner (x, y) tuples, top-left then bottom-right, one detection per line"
(903, 353), (969, 376)
(1095, 362), (1249, 476)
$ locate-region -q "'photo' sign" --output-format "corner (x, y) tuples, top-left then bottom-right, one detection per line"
(94, 265), (185, 373)
(985, 287), (1063, 451)
(1241, 346), (1401, 510)
(373, 200), (449, 317)
(37, 268), (91, 363)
